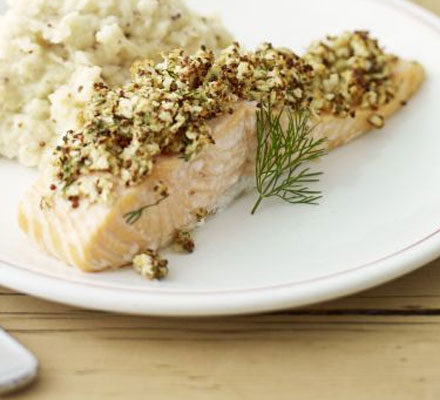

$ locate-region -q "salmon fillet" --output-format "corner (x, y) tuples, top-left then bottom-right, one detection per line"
(18, 59), (425, 272)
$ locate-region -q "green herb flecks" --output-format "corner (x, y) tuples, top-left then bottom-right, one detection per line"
(251, 104), (327, 215)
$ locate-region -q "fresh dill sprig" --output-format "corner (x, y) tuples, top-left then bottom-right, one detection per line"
(124, 196), (169, 225)
(251, 103), (327, 215)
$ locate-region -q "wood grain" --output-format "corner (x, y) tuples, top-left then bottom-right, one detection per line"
(2, 1), (440, 399)
(3, 263), (440, 400)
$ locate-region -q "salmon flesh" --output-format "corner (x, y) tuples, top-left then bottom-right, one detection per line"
(18, 60), (425, 272)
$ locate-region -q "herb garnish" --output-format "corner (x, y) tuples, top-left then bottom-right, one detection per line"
(124, 196), (169, 225)
(251, 103), (327, 215)
(124, 181), (170, 225)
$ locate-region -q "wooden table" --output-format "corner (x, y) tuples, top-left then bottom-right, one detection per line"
(4, 261), (440, 400)
(2, 1), (440, 399)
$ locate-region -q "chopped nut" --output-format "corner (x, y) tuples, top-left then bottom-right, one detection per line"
(154, 181), (169, 198)
(293, 88), (303, 98)
(133, 250), (169, 280)
(193, 208), (209, 223)
(367, 114), (385, 129)
(173, 230), (195, 253)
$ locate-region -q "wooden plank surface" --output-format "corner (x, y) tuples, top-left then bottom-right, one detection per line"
(3, 261), (440, 400)
(2, 1), (440, 399)
(412, 0), (440, 14)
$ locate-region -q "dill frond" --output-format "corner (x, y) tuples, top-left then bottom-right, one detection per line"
(252, 103), (327, 215)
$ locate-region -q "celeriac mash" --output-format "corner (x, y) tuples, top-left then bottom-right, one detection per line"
(0, 0), (231, 167)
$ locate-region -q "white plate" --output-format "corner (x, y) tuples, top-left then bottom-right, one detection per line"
(0, 0), (439, 316)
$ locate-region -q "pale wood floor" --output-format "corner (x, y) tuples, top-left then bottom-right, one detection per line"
(2, 0), (440, 399)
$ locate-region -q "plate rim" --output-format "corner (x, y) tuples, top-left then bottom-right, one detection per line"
(1, 0), (439, 316)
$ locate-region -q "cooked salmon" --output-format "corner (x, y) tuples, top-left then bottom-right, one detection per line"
(18, 58), (425, 272)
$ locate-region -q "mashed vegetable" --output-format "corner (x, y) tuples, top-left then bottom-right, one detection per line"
(0, 0), (232, 167)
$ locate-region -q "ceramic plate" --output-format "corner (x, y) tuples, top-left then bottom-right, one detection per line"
(1, 0), (439, 316)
